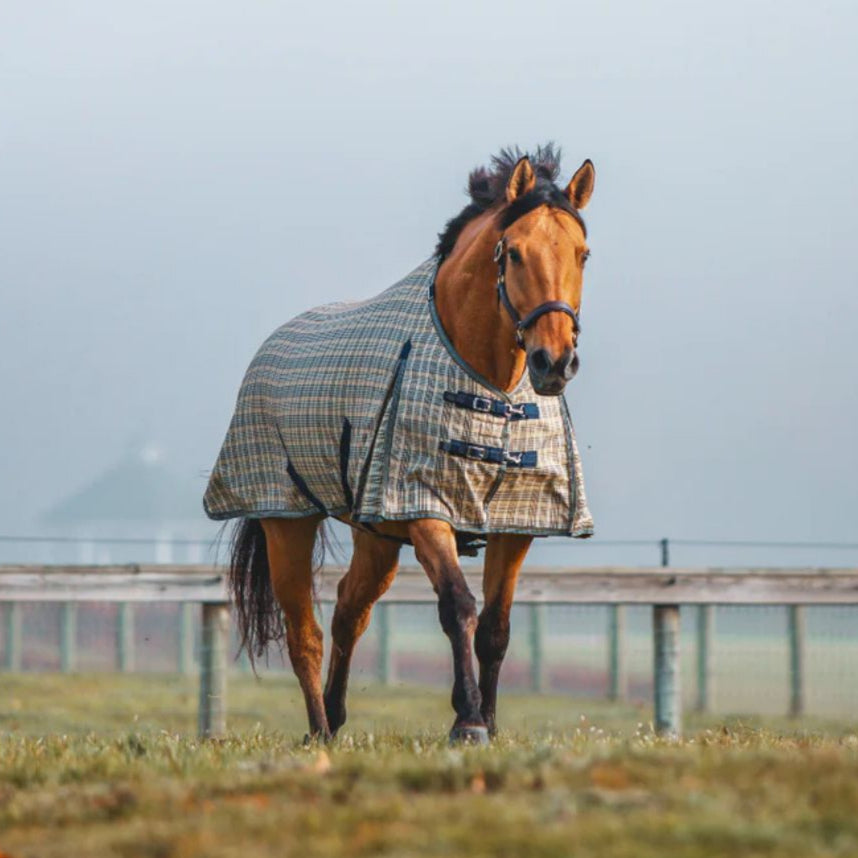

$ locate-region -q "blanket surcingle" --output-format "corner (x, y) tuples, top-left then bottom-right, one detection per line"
(204, 259), (594, 543)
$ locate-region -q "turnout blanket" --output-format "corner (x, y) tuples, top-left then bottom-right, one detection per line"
(204, 259), (594, 540)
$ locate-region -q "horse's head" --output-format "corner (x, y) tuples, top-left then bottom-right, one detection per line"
(496, 156), (595, 396)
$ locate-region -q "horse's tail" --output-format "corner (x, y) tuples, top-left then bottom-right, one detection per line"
(228, 517), (329, 667)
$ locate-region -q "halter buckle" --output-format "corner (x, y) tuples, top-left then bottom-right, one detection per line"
(493, 239), (506, 263)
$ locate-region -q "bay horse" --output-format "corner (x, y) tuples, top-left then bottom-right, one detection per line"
(213, 145), (595, 743)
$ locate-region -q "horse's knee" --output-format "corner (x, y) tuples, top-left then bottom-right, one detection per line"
(437, 580), (478, 638)
(475, 603), (510, 665)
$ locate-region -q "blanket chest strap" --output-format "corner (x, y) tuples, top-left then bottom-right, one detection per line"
(439, 439), (538, 468)
(443, 391), (540, 421)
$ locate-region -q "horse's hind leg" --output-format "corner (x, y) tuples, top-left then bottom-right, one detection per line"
(324, 530), (401, 734)
(475, 534), (532, 736)
(409, 519), (487, 744)
(261, 516), (330, 740)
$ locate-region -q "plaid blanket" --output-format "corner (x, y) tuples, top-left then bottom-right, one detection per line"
(204, 259), (593, 539)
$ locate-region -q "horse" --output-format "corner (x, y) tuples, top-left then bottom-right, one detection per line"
(205, 145), (595, 744)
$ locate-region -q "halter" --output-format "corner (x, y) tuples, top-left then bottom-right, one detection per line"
(494, 237), (581, 350)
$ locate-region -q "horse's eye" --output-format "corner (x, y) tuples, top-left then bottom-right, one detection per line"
(581, 250), (591, 266)
(508, 247), (523, 264)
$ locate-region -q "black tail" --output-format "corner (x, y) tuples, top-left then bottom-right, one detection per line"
(228, 518), (329, 667)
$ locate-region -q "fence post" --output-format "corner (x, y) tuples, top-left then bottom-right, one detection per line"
(695, 605), (714, 712)
(607, 604), (627, 700)
(653, 605), (681, 736)
(60, 602), (77, 673)
(653, 537), (681, 736)
(4, 603), (22, 671)
(117, 602), (135, 672)
(178, 603), (195, 675)
(376, 602), (394, 685)
(529, 603), (547, 693)
(198, 602), (229, 737)
(788, 605), (806, 718)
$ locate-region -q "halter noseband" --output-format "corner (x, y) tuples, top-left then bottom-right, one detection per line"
(494, 237), (581, 350)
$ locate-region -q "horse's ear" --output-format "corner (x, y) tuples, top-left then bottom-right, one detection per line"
(506, 157), (537, 203)
(565, 159), (595, 210)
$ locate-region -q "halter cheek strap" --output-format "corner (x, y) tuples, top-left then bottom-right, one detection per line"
(494, 238), (581, 350)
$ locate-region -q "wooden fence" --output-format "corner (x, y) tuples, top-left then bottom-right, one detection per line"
(2, 564), (858, 737)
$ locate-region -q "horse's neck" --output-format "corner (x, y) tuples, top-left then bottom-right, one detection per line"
(434, 226), (526, 393)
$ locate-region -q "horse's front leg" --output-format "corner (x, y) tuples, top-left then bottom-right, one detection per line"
(324, 530), (400, 735)
(409, 519), (487, 744)
(475, 534), (532, 736)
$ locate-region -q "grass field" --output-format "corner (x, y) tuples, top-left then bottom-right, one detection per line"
(2, 674), (858, 857)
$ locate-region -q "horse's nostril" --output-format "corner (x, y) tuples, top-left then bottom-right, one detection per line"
(565, 351), (579, 379)
(557, 347), (577, 374)
(528, 348), (552, 376)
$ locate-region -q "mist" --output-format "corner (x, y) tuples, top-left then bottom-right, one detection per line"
(2, 0), (857, 567)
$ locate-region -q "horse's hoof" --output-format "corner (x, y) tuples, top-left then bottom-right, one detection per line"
(482, 718), (498, 739)
(303, 731), (332, 746)
(449, 725), (490, 746)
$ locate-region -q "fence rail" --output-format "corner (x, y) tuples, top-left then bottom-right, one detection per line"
(3, 564), (858, 737)
(3, 564), (858, 604)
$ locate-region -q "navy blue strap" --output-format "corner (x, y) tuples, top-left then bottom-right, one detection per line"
(286, 459), (327, 514)
(339, 417), (354, 509)
(519, 300), (580, 333)
(443, 391), (540, 421)
(439, 439), (538, 468)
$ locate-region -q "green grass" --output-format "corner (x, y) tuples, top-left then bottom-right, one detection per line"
(2, 675), (858, 857)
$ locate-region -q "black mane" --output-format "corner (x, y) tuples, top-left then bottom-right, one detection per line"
(435, 144), (586, 260)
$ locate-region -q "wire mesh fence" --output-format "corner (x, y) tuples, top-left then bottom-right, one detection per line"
(3, 532), (858, 727)
(3, 598), (858, 721)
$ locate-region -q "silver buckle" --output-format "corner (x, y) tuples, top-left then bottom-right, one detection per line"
(466, 445), (487, 460)
(493, 239), (505, 262)
(473, 396), (492, 413)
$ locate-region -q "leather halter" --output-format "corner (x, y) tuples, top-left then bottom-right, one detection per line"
(494, 237), (581, 350)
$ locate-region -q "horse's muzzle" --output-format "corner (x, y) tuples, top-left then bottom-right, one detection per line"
(527, 347), (578, 396)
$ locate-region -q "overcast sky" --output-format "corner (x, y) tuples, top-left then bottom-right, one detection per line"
(2, 1), (856, 564)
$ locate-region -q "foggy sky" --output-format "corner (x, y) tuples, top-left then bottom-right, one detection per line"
(2, 0), (857, 558)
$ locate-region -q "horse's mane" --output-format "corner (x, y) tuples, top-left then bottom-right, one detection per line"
(435, 143), (586, 261)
